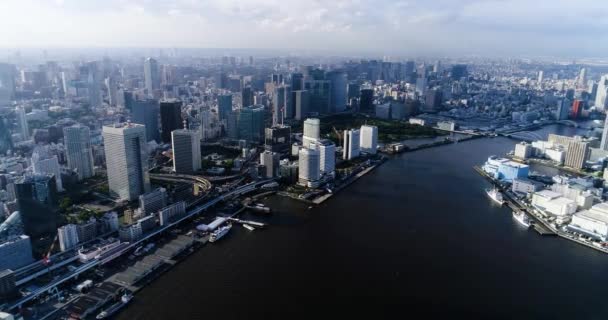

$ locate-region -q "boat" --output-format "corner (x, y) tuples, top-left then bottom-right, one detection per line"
(512, 211), (531, 228)
(485, 188), (505, 205)
(96, 292), (133, 319)
(209, 224), (232, 243)
(242, 224), (255, 231)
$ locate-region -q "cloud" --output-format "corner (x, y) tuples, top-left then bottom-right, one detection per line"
(0, 0), (606, 56)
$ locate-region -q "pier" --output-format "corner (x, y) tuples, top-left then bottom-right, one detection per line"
(228, 218), (267, 228)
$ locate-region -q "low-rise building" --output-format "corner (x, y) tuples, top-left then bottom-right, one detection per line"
(532, 190), (577, 216)
(568, 203), (608, 240)
(514, 142), (532, 160)
(512, 178), (543, 194)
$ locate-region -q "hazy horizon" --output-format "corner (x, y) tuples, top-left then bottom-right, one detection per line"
(0, 0), (607, 58)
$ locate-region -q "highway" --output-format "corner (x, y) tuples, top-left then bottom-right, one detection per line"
(3, 179), (274, 313)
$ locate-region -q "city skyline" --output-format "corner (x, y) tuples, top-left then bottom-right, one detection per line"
(1, 0), (608, 57)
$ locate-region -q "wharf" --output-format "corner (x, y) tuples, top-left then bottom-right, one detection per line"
(533, 223), (556, 236)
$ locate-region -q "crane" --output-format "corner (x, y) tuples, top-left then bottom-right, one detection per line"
(332, 126), (343, 147)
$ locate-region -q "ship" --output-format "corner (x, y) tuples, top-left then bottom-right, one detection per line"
(512, 211), (531, 228)
(242, 224), (255, 231)
(209, 224), (232, 243)
(485, 188), (505, 205)
(96, 292), (133, 319)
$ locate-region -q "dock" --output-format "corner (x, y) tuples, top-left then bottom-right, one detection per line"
(228, 218), (267, 228)
(532, 223), (556, 236)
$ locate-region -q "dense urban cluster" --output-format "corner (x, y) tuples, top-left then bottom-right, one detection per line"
(0, 51), (607, 319)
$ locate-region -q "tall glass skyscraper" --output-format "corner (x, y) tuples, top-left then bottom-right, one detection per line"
(64, 125), (95, 180)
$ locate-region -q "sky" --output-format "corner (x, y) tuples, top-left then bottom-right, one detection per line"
(0, 0), (607, 57)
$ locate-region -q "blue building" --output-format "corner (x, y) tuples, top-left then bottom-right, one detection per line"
(498, 161), (529, 182)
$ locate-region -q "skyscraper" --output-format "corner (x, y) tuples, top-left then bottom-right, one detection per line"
(310, 139), (336, 175)
(64, 125), (95, 180)
(343, 129), (361, 160)
(359, 89), (374, 113)
(0, 235), (34, 270)
(139, 188), (168, 216)
(298, 148), (320, 188)
(237, 106), (265, 142)
(241, 87), (254, 108)
(57, 224), (79, 252)
(15, 174), (58, 241)
(217, 94), (232, 121)
(171, 129), (202, 173)
(303, 118), (320, 148)
(360, 125), (378, 154)
(327, 70), (347, 113)
(260, 150), (280, 178)
(578, 68), (587, 87)
(601, 117), (608, 151)
(144, 57), (160, 94)
(555, 98), (570, 121)
(15, 106), (29, 140)
(303, 79), (331, 114)
(264, 126), (291, 154)
(0, 116), (13, 155)
(272, 85), (291, 125)
(31, 146), (63, 192)
(450, 64), (468, 80)
(131, 99), (160, 142)
(103, 123), (151, 201)
(293, 90), (310, 120)
(595, 75), (608, 110)
(0, 63), (16, 106)
(160, 99), (182, 143)
(565, 141), (589, 170)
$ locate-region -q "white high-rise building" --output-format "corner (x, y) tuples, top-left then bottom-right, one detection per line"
(360, 125), (378, 154)
(15, 106), (28, 140)
(343, 129), (360, 160)
(64, 125), (95, 180)
(57, 224), (79, 252)
(595, 75), (608, 110)
(171, 129), (201, 173)
(298, 148), (320, 188)
(260, 150), (280, 178)
(31, 146), (63, 192)
(601, 117), (608, 151)
(537, 70), (544, 84)
(103, 123), (151, 201)
(310, 139), (336, 175)
(303, 118), (320, 148)
(144, 57), (160, 94)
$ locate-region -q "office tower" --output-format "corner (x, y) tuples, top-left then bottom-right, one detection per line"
(303, 79), (331, 114)
(0, 116), (13, 155)
(15, 106), (29, 140)
(555, 98), (570, 120)
(81, 61), (102, 107)
(360, 125), (378, 154)
(595, 75), (608, 110)
(31, 146), (63, 192)
(227, 111), (238, 139)
(103, 123), (151, 201)
(347, 83), (361, 100)
(578, 68), (587, 87)
(450, 64), (468, 80)
(241, 87), (254, 108)
(359, 89), (374, 112)
(15, 174), (58, 241)
(57, 224), (79, 251)
(565, 141), (589, 169)
(105, 76), (118, 106)
(144, 57), (160, 94)
(171, 129), (201, 173)
(327, 70), (347, 113)
(415, 76), (427, 95)
(298, 148), (320, 188)
(76, 219), (98, 242)
(291, 73), (304, 91)
(273, 85), (291, 125)
(64, 125), (95, 180)
(217, 94), (232, 121)
(122, 90), (135, 110)
(160, 99), (182, 143)
(271, 74), (283, 84)
(293, 90), (310, 120)
(343, 129), (361, 160)
(303, 118), (320, 148)
(537, 71), (544, 84)
(424, 89), (443, 112)
(310, 139), (336, 175)
(571, 100), (584, 119)
(131, 99), (160, 142)
(237, 106), (265, 142)
(260, 150), (280, 178)
(0, 235), (34, 270)
(0, 63), (16, 106)
(264, 126), (291, 154)
(601, 117), (608, 151)
(139, 188), (168, 216)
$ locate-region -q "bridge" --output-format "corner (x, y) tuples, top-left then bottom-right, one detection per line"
(500, 131), (544, 142)
(3, 179), (274, 312)
(557, 120), (578, 127)
(149, 173), (213, 193)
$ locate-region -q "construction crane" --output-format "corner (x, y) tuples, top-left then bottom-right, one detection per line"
(332, 126), (343, 147)
(43, 233), (59, 266)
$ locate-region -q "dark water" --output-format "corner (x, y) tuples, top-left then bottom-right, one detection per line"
(117, 125), (608, 320)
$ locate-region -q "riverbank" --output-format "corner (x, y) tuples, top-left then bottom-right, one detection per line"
(473, 165), (608, 255)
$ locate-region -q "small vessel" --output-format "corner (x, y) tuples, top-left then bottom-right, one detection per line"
(486, 188), (505, 205)
(512, 211), (531, 228)
(96, 292), (133, 319)
(209, 224), (232, 243)
(242, 224), (255, 231)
